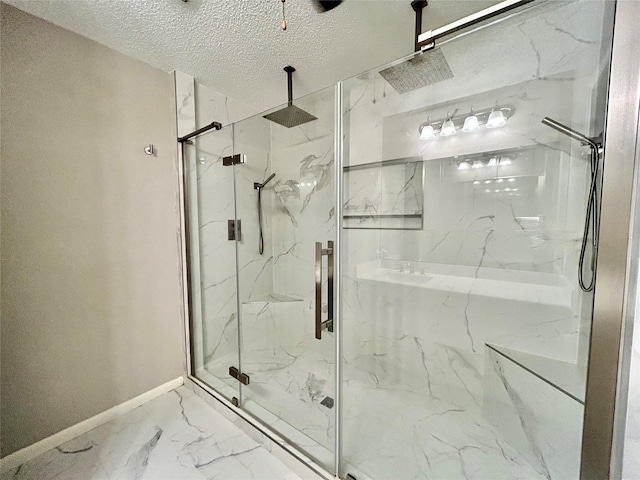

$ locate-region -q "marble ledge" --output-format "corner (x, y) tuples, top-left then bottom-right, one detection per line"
(487, 344), (586, 403)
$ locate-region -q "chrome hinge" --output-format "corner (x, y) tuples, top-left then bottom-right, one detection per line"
(229, 366), (250, 385)
(222, 154), (246, 166)
(228, 219), (242, 241)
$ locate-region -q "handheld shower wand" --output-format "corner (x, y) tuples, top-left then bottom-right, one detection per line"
(254, 173), (276, 255)
(542, 117), (601, 292)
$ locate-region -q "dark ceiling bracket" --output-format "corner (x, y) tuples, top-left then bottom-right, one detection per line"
(411, 0), (428, 53)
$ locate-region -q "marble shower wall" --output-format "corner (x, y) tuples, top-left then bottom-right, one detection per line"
(342, 0), (610, 371)
(341, 1), (613, 477)
(175, 74), (263, 380)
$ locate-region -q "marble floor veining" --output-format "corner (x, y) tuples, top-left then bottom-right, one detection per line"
(202, 346), (547, 480)
(0, 386), (302, 480)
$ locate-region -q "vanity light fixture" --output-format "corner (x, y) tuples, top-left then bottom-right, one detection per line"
(440, 113), (457, 136)
(419, 117), (435, 140)
(487, 108), (507, 128)
(462, 108), (480, 132)
(418, 104), (514, 140)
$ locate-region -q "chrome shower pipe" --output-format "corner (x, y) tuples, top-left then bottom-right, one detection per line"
(542, 117), (602, 292)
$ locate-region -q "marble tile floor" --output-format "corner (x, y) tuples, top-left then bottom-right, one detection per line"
(202, 348), (548, 480)
(0, 386), (302, 480)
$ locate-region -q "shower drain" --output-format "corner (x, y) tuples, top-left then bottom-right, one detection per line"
(320, 396), (334, 409)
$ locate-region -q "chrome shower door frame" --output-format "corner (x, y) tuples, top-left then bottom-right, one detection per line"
(583, 1), (640, 478)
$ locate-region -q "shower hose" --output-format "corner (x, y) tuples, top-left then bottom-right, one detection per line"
(579, 142), (600, 292)
(258, 186), (265, 255)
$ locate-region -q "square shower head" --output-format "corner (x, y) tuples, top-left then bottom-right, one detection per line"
(263, 105), (318, 128)
(379, 48), (454, 94)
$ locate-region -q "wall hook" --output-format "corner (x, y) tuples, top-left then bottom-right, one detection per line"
(144, 144), (154, 156)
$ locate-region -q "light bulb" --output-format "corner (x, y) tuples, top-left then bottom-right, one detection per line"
(420, 124), (435, 140)
(440, 119), (456, 136)
(487, 156), (498, 167)
(457, 160), (471, 170)
(486, 109), (507, 128)
(472, 159), (483, 169)
(462, 114), (480, 132)
(499, 156), (513, 166)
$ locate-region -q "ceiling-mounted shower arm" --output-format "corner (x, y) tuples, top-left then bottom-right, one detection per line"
(416, 0), (535, 51)
(411, 1), (428, 53)
(285, 66), (295, 107)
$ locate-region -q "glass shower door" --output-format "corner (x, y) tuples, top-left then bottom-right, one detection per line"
(233, 85), (337, 471)
(183, 126), (240, 404)
(340, 1), (614, 479)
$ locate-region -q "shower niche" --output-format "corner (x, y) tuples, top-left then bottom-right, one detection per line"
(343, 157), (424, 230)
(180, 1), (615, 479)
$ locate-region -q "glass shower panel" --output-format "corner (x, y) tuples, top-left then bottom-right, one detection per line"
(341, 1), (614, 479)
(184, 126), (240, 403)
(233, 85), (336, 471)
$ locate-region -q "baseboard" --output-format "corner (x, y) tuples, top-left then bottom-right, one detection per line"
(0, 376), (184, 473)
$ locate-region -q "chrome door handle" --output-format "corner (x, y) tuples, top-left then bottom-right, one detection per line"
(315, 241), (334, 340)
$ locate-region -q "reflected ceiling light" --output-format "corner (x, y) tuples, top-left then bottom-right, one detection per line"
(508, 178), (516, 182)
(457, 159), (471, 170)
(487, 108), (507, 128)
(496, 178), (504, 183)
(473, 180), (480, 185)
(462, 108), (480, 132)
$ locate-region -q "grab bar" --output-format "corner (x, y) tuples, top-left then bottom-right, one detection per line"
(315, 241), (334, 339)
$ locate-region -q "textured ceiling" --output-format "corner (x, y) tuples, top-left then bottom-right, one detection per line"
(4, 0), (500, 111)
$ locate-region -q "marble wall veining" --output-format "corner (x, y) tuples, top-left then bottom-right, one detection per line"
(178, 76), (337, 466)
(177, 1), (618, 478)
(341, 1), (613, 478)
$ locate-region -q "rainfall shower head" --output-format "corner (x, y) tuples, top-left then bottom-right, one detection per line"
(379, 49), (454, 94)
(378, 1), (454, 94)
(263, 66), (317, 128)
